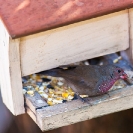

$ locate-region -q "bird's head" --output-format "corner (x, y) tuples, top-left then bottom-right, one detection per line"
(113, 67), (128, 79)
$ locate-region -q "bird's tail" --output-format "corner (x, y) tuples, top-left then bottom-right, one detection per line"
(40, 68), (62, 77)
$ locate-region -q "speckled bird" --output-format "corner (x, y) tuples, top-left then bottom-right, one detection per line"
(42, 65), (128, 96)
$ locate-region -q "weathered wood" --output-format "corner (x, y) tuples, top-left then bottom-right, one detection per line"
(25, 92), (48, 114)
(26, 107), (37, 123)
(20, 10), (129, 76)
(0, 20), (25, 115)
(30, 86), (133, 131)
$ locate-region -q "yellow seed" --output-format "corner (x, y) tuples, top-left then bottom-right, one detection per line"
(70, 92), (75, 96)
(48, 93), (54, 98)
(54, 86), (61, 90)
(47, 101), (54, 106)
(38, 90), (44, 94)
(49, 89), (54, 94)
(56, 97), (63, 100)
(113, 59), (119, 63)
(35, 86), (39, 91)
(62, 92), (69, 98)
(27, 90), (34, 96)
(68, 88), (73, 92)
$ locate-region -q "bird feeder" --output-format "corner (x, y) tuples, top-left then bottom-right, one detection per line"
(1, 0), (133, 131)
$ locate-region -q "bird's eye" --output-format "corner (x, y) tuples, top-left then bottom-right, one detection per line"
(118, 70), (121, 73)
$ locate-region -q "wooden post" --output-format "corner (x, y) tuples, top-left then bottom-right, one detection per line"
(0, 21), (25, 115)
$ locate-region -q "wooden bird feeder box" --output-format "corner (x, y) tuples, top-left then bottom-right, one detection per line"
(1, 0), (133, 131)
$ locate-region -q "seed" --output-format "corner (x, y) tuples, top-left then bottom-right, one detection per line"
(42, 82), (49, 86)
(56, 97), (63, 100)
(27, 86), (32, 89)
(39, 86), (45, 91)
(35, 86), (39, 91)
(47, 101), (54, 106)
(53, 99), (63, 104)
(79, 95), (88, 98)
(57, 81), (64, 86)
(44, 88), (49, 93)
(68, 95), (74, 100)
(54, 86), (61, 90)
(118, 56), (122, 60)
(49, 89), (54, 94)
(40, 93), (48, 99)
(113, 59), (119, 63)
(27, 90), (34, 96)
(62, 92), (69, 98)
(70, 92), (75, 96)
(38, 90), (44, 94)
(48, 93), (54, 98)
(47, 98), (52, 101)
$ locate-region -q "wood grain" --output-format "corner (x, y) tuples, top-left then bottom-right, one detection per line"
(25, 92), (48, 114)
(26, 86), (133, 131)
(0, 20), (25, 115)
(20, 10), (129, 76)
(0, 0), (133, 38)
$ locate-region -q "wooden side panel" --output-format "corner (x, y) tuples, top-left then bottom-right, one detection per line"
(128, 8), (133, 62)
(0, 21), (25, 115)
(20, 10), (129, 76)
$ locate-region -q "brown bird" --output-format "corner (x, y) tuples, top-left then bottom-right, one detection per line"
(42, 65), (128, 97)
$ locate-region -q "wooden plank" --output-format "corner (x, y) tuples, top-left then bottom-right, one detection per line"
(26, 107), (37, 123)
(20, 10), (129, 76)
(0, 21), (25, 115)
(25, 92), (48, 114)
(34, 86), (133, 131)
(0, 0), (133, 38)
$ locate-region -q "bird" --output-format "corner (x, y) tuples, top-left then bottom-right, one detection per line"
(41, 65), (128, 97)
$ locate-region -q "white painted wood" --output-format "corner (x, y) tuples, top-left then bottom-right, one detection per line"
(20, 10), (129, 76)
(0, 21), (25, 115)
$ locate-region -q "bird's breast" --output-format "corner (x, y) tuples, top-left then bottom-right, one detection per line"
(98, 78), (117, 94)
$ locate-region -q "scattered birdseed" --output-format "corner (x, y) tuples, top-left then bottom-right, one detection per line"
(22, 73), (75, 106)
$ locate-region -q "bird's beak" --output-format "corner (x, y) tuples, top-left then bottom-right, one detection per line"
(120, 72), (128, 79)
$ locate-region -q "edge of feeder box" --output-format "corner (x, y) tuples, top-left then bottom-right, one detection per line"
(25, 85), (133, 131)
